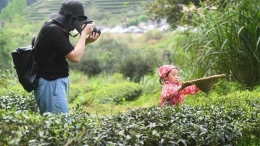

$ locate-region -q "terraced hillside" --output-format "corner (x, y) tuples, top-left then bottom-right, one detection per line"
(25, 0), (91, 21)
(25, 0), (152, 22)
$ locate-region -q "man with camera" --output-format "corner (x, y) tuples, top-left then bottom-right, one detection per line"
(34, 0), (100, 115)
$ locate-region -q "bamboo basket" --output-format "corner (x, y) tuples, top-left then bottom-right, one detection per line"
(182, 74), (226, 94)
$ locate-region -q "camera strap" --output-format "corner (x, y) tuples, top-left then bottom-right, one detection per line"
(70, 23), (87, 37)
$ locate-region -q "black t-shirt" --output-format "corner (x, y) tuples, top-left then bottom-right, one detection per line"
(35, 21), (74, 80)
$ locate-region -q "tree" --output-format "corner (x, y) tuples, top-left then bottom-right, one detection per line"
(0, 0), (8, 13)
(143, 0), (201, 25)
(26, 0), (37, 6)
(0, 29), (15, 69)
(0, 0), (38, 69)
(0, 0), (27, 20)
(142, 0), (232, 26)
(138, 14), (148, 22)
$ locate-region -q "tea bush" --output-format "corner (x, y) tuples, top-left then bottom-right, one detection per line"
(69, 84), (93, 103)
(0, 92), (37, 112)
(1, 77), (260, 145)
(210, 79), (245, 96)
(2, 94), (260, 145)
(186, 90), (260, 145)
(0, 109), (99, 146)
(0, 71), (8, 88)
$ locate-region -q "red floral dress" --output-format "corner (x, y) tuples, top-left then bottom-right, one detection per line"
(159, 81), (200, 106)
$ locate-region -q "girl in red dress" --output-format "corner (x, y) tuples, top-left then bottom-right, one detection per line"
(158, 65), (200, 106)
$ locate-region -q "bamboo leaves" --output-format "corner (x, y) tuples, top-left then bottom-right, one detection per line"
(182, 0), (260, 88)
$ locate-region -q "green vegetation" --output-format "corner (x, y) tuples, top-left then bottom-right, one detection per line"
(182, 0), (260, 89)
(1, 78), (260, 145)
(1, 0), (260, 145)
(0, 0), (27, 20)
(21, 0), (152, 27)
(1, 0), (153, 27)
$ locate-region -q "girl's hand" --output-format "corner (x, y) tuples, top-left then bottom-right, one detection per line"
(179, 81), (193, 90)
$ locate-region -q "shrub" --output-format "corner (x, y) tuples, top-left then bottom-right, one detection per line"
(118, 49), (158, 82)
(210, 79), (245, 96)
(1, 90), (260, 145)
(252, 85), (260, 92)
(70, 37), (131, 76)
(75, 82), (142, 105)
(69, 84), (93, 103)
(0, 109), (98, 146)
(137, 14), (148, 22)
(0, 69), (9, 89)
(118, 55), (151, 82)
(144, 29), (164, 41)
(127, 17), (138, 26)
(72, 58), (102, 76)
(0, 29), (15, 69)
(0, 85), (28, 97)
(0, 92), (38, 112)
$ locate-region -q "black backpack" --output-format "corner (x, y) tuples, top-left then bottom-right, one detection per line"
(11, 26), (53, 93)
(11, 37), (38, 92)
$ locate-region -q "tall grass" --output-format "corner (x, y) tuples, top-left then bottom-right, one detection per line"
(182, 0), (260, 88)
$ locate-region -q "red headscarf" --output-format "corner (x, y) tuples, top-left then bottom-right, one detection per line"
(157, 65), (178, 78)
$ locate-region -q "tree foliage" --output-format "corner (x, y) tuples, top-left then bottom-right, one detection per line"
(143, 0), (207, 26)
(0, 0), (40, 70)
(0, 0), (27, 20)
(0, 29), (15, 69)
(69, 37), (130, 76)
(69, 35), (163, 82)
(0, 0), (8, 13)
(142, 0), (236, 26)
(26, 0), (37, 6)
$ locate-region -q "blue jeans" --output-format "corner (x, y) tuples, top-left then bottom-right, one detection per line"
(34, 77), (69, 115)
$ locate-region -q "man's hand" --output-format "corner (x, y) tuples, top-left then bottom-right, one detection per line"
(81, 23), (94, 36)
(85, 32), (99, 45)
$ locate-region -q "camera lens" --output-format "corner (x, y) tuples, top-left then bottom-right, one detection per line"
(93, 27), (101, 35)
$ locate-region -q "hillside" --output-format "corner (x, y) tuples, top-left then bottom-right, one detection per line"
(25, 0), (152, 24)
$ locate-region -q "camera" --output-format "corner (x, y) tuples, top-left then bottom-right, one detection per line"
(93, 27), (101, 35)
(82, 19), (101, 35)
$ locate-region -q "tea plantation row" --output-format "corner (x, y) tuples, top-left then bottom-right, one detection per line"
(1, 88), (260, 145)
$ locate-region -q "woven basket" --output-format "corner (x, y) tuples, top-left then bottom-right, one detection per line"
(183, 74), (226, 94)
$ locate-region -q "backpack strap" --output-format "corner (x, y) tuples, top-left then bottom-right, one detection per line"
(33, 22), (58, 63)
(31, 36), (36, 47)
(33, 27), (52, 50)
